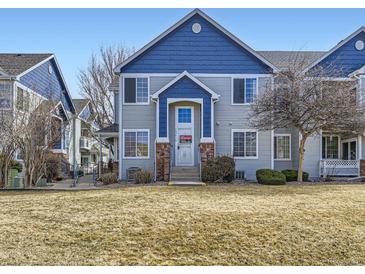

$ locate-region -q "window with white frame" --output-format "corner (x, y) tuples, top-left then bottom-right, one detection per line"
(124, 77), (149, 104)
(232, 130), (258, 158)
(0, 81), (12, 109)
(322, 136), (339, 159)
(274, 134), (291, 160)
(232, 78), (257, 104)
(124, 130), (149, 158)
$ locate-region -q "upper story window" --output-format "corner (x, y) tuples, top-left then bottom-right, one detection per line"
(232, 78), (257, 104)
(16, 87), (29, 111)
(0, 81), (12, 110)
(232, 129), (258, 159)
(124, 77), (149, 104)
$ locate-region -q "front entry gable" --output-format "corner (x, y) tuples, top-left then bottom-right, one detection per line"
(118, 10), (276, 74)
(157, 74), (215, 139)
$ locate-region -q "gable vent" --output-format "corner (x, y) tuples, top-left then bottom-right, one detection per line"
(355, 40), (364, 51)
(192, 23), (201, 34)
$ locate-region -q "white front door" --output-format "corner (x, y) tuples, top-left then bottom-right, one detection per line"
(175, 107), (194, 166)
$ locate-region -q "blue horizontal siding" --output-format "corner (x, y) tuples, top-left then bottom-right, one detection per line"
(315, 31), (365, 76)
(20, 59), (74, 112)
(159, 76), (212, 138)
(121, 14), (272, 74)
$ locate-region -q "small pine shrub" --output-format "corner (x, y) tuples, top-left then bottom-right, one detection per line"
(256, 169), (286, 185)
(202, 156), (235, 183)
(281, 169), (309, 182)
(134, 170), (153, 184)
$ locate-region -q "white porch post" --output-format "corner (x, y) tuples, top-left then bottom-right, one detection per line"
(118, 75), (123, 180)
(99, 134), (102, 177)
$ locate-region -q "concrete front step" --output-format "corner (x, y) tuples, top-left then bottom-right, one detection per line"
(168, 181), (206, 186)
(171, 166), (200, 182)
(171, 177), (201, 182)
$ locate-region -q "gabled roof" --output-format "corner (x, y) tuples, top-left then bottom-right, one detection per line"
(303, 26), (365, 73)
(258, 51), (326, 70)
(72, 99), (90, 115)
(151, 71), (220, 100)
(114, 9), (279, 73)
(96, 123), (119, 134)
(0, 53), (53, 76)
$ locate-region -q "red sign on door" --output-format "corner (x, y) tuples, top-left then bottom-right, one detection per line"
(180, 135), (192, 143)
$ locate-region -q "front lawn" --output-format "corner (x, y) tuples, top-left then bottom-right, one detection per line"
(0, 184), (364, 265)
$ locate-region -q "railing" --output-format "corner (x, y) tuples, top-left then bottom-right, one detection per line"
(319, 159), (360, 177)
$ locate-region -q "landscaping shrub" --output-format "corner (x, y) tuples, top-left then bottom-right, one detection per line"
(45, 154), (60, 182)
(256, 169), (286, 185)
(134, 170), (153, 184)
(202, 156), (235, 183)
(10, 160), (22, 173)
(100, 173), (118, 185)
(281, 169), (309, 182)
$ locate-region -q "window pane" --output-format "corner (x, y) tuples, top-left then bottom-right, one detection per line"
(245, 78), (256, 103)
(136, 78), (148, 103)
(275, 136), (290, 159)
(125, 78), (136, 103)
(233, 132), (245, 157)
(178, 108), (192, 123)
(124, 132), (136, 157)
(326, 136), (339, 159)
(0, 81), (12, 109)
(245, 132), (257, 157)
(137, 131), (148, 157)
(233, 79), (245, 104)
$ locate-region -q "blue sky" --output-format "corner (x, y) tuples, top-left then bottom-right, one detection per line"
(1, 8), (365, 98)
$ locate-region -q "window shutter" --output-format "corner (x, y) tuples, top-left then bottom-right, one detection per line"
(233, 79), (245, 104)
(124, 78), (136, 103)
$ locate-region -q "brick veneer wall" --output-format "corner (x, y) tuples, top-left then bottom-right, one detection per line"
(199, 142), (215, 167)
(156, 143), (171, 181)
(360, 160), (365, 176)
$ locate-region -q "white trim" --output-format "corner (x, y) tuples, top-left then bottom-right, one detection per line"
(231, 129), (259, 160)
(122, 129), (150, 159)
(166, 98), (204, 139)
(114, 9), (278, 73)
(359, 135), (363, 160)
(122, 76), (150, 105)
(121, 72), (273, 78)
(304, 27), (365, 73)
(200, 137), (215, 143)
(231, 77), (258, 105)
(273, 133), (291, 161)
(156, 137), (169, 143)
(271, 130), (274, 169)
(175, 106), (194, 166)
(118, 75), (123, 179)
(349, 65), (365, 78)
(152, 71), (220, 100)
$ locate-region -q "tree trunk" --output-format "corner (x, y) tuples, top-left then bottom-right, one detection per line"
(298, 136), (307, 182)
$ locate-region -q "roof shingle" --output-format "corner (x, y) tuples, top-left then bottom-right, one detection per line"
(0, 53), (53, 76)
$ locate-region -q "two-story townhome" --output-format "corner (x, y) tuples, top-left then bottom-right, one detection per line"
(0, 53), (75, 164)
(99, 9), (365, 181)
(71, 98), (108, 173)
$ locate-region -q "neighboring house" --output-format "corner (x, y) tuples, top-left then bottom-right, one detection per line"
(0, 53), (75, 162)
(99, 9), (365, 181)
(71, 99), (108, 173)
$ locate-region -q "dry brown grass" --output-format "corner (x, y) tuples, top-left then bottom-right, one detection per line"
(0, 184), (365, 265)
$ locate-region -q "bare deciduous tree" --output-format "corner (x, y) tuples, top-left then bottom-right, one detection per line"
(250, 54), (365, 181)
(14, 99), (63, 188)
(78, 44), (134, 128)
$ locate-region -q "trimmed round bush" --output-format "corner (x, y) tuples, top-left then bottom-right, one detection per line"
(202, 156), (235, 183)
(100, 173), (118, 185)
(134, 170), (153, 184)
(256, 169), (286, 185)
(281, 169), (309, 182)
